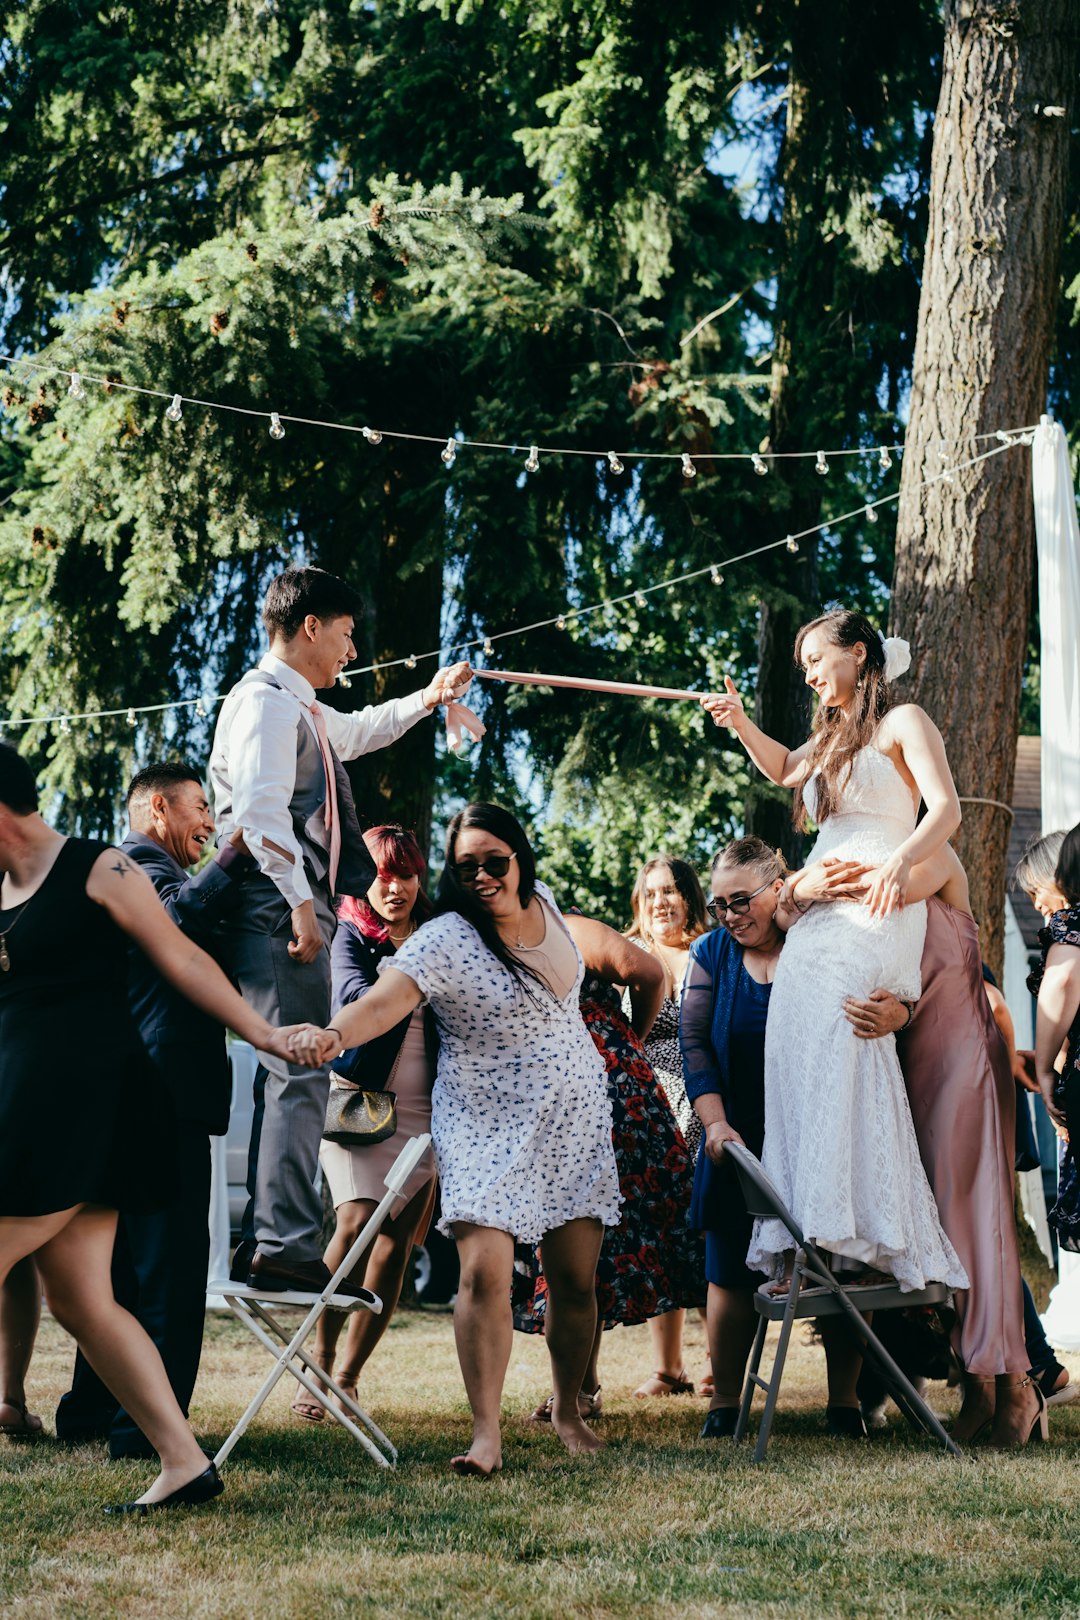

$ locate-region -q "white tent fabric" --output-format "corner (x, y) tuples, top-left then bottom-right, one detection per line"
(1031, 416), (1080, 1350)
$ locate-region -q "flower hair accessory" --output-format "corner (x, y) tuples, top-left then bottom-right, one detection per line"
(879, 634), (912, 683)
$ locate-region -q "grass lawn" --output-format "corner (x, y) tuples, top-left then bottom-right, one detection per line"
(2, 1304), (1079, 1619)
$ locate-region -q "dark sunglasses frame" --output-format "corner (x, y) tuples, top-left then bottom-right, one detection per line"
(452, 852), (517, 884)
(706, 878), (774, 919)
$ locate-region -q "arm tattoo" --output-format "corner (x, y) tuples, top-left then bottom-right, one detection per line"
(111, 858), (134, 879)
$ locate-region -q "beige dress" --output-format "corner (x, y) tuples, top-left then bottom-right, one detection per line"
(319, 1002), (436, 1208)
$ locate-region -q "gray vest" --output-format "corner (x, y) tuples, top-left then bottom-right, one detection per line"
(221, 670), (376, 899)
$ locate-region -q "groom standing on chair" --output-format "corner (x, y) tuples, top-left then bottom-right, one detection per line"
(211, 565), (471, 1295)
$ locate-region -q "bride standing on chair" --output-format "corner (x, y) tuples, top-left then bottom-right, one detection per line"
(701, 609), (967, 1295)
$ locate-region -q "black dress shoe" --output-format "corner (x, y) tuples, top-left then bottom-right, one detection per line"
(229, 1239), (257, 1284)
(246, 1253), (375, 1303)
(701, 1407), (740, 1439)
(104, 1462), (223, 1516)
(826, 1405), (868, 1439)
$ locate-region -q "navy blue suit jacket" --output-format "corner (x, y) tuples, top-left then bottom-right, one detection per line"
(122, 831), (254, 1133)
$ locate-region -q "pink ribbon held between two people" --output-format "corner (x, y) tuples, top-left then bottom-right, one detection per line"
(443, 667), (704, 752)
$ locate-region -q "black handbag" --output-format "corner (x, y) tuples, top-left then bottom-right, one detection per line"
(322, 1082), (398, 1146)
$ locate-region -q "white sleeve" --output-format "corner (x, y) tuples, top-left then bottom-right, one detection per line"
(389, 917), (458, 1005)
(321, 689), (430, 762)
(227, 684), (314, 908)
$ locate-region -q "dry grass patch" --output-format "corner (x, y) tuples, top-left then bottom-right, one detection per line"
(2, 1307), (1079, 1618)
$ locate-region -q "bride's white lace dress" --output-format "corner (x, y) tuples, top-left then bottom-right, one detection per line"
(745, 745), (968, 1292)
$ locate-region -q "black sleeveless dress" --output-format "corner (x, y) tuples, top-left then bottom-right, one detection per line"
(0, 837), (176, 1216)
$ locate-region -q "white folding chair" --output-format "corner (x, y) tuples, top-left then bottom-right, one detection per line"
(724, 1142), (963, 1463)
(208, 1133), (432, 1471)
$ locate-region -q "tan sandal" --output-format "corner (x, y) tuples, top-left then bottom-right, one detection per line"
(527, 1386), (602, 1422)
(633, 1370), (694, 1398)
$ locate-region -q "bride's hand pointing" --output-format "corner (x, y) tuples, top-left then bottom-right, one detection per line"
(700, 675), (747, 732)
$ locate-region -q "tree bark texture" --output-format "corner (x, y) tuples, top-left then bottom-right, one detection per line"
(890, 0), (1076, 979)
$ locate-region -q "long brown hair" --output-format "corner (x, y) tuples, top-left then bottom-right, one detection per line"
(626, 855), (710, 947)
(794, 609), (892, 830)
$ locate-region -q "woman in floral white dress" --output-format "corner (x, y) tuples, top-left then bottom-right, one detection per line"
(702, 609), (967, 1294)
(294, 803), (620, 1476)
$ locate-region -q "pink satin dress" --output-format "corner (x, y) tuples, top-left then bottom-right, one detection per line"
(900, 897), (1027, 1375)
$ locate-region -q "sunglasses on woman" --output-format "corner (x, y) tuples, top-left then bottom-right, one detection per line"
(706, 878), (773, 920)
(452, 852), (517, 885)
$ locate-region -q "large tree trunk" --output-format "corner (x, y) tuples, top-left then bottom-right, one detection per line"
(890, 0), (1076, 979)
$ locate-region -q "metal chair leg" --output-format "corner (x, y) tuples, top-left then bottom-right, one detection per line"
(753, 1262), (805, 1463)
(734, 1317), (768, 1442)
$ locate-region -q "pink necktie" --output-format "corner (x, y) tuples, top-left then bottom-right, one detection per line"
(309, 703), (341, 895)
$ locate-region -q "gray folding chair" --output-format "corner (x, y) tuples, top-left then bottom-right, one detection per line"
(724, 1141), (963, 1463)
(208, 1133), (432, 1470)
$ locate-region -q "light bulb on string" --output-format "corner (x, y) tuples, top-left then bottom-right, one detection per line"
(195, 699), (206, 719)
(710, 566), (723, 586)
(483, 638), (494, 657)
(786, 536), (799, 553)
(525, 445), (540, 473)
(440, 437), (457, 467)
(878, 446), (893, 471)
(59, 717), (71, 736)
(815, 451), (828, 476)
(165, 394), (183, 423)
(556, 614), (568, 631)
(864, 504), (879, 525)
(405, 654), (417, 670)
(681, 454), (696, 480)
(268, 412), (285, 440)
(751, 453), (768, 477)
(362, 426), (383, 445)
(67, 372), (85, 400)
(607, 450), (623, 475)
(338, 673), (352, 689)
(634, 591), (647, 609)
(126, 708), (137, 727)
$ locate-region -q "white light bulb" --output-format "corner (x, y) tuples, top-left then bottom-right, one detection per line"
(59, 717), (71, 736)
(362, 426), (383, 445)
(126, 707), (137, 726)
(607, 450), (624, 475)
(483, 638), (494, 656)
(865, 504), (879, 525)
(878, 446), (893, 470)
(710, 566), (723, 586)
(405, 653), (417, 670)
(440, 436), (457, 467)
(525, 445), (540, 473)
(556, 614), (567, 631)
(269, 412), (285, 440)
(635, 590), (647, 608)
(68, 371), (86, 400)
(815, 451), (828, 476)
(681, 453), (697, 479)
(338, 673), (352, 688)
(751, 453), (768, 477)
(165, 394), (183, 423)
(786, 536), (799, 553)
(195, 699), (206, 719)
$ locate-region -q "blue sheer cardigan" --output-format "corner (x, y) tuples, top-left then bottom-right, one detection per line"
(679, 924), (753, 1233)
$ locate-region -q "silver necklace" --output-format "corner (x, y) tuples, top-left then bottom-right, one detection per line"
(0, 897), (33, 972)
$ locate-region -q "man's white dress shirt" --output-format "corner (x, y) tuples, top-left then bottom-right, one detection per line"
(210, 653), (429, 910)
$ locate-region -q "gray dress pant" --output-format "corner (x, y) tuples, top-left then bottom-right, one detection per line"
(220, 872), (337, 1264)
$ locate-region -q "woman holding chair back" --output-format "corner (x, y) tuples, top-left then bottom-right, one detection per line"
(290, 803), (621, 1474)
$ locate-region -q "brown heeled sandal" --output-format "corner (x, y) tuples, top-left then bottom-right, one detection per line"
(633, 1370), (694, 1398)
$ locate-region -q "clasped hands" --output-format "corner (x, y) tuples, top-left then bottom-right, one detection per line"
(261, 1024), (346, 1066)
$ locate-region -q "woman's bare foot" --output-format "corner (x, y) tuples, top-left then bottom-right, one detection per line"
(550, 1407), (604, 1456)
(449, 1430), (502, 1476)
(333, 1374), (359, 1417)
(291, 1358), (332, 1422)
(987, 1375), (1046, 1449)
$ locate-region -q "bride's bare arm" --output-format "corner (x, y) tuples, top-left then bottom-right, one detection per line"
(864, 706), (961, 917)
(700, 676), (813, 789)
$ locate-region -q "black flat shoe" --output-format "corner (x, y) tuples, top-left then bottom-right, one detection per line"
(104, 1461), (223, 1516)
(701, 1407), (740, 1439)
(826, 1405), (868, 1439)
